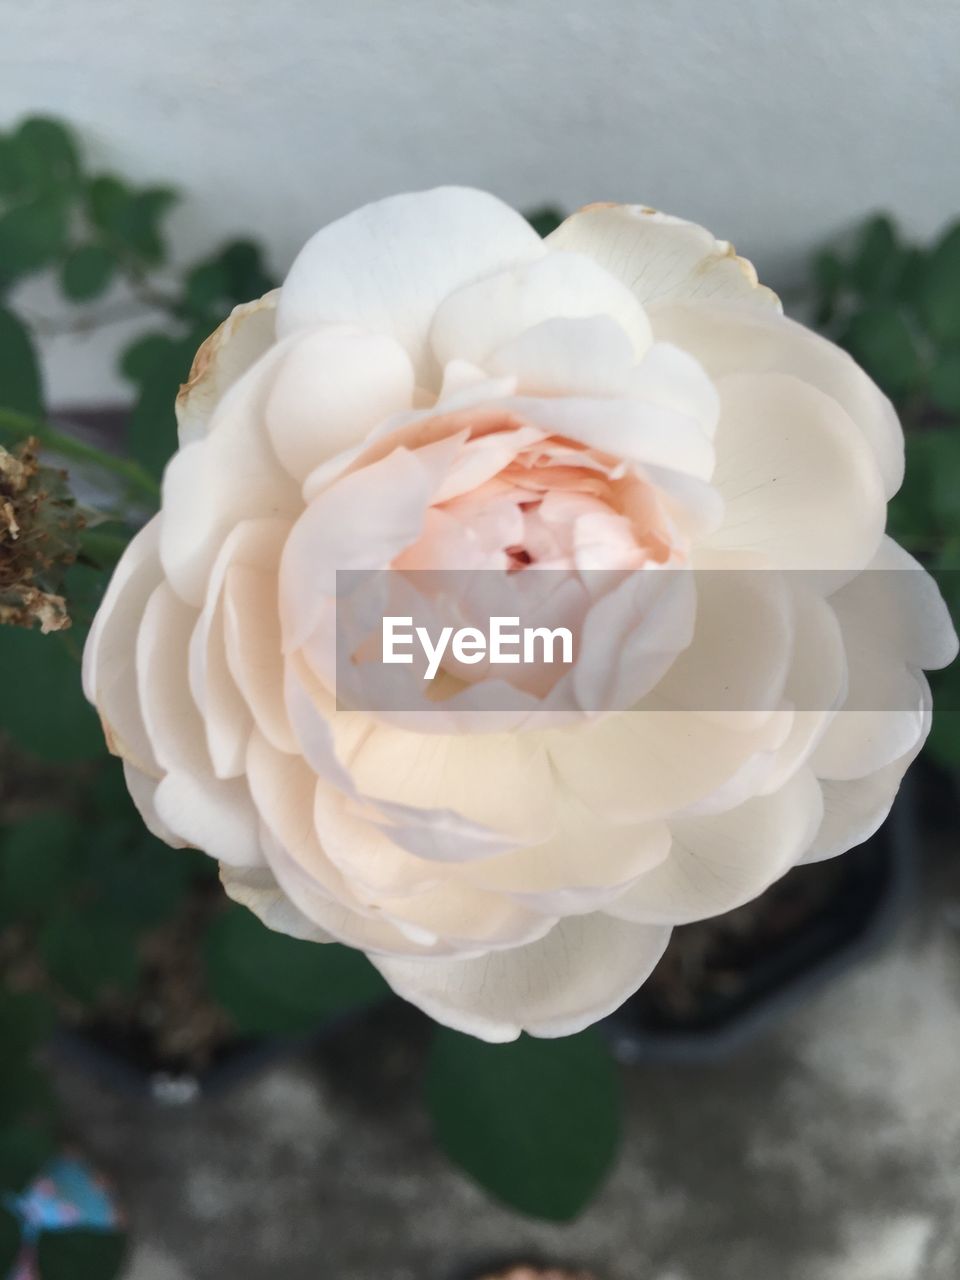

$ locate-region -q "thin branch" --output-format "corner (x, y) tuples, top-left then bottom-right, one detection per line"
(0, 408), (161, 505)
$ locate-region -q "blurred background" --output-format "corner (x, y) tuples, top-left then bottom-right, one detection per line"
(2, 3), (960, 1280)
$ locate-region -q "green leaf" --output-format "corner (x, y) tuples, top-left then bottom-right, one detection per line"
(0, 627), (103, 763)
(85, 175), (130, 234)
(118, 332), (176, 386)
(0, 306), (43, 416)
(40, 905), (140, 1004)
(0, 1120), (57, 1193)
(86, 827), (195, 930)
(919, 221), (960, 344)
(204, 904), (388, 1036)
(929, 349), (960, 414)
(887, 429), (953, 547)
(850, 214), (902, 296)
(1, 812), (77, 917)
(0, 991), (56, 1060)
(812, 248), (844, 326)
(0, 189), (69, 283)
(927, 431), (960, 532)
(85, 177), (178, 265)
(37, 1229), (127, 1280)
(60, 245), (116, 302)
(126, 335), (194, 478)
(15, 117), (79, 190)
(839, 305), (923, 399)
(426, 1029), (621, 1221)
(525, 206), (564, 239)
(0, 1206), (21, 1277)
(0, 133), (26, 198)
(183, 260), (229, 316)
(218, 239), (274, 302)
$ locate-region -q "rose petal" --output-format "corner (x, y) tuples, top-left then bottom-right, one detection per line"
(372, 912), (671, 1042)
(607, 767), (823, 925)
(547, 204), (780, 311)
(652, 301), (905, 497)
(431, 251), (652, 369)
(277, 187), (544, 385)
(176, 292), (279, 447)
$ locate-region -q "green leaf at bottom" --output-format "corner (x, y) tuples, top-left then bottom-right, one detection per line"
(0, 1206), (22, 1277)
(425, 1028), (621, 1221)
(37, 1229), (127, 1280)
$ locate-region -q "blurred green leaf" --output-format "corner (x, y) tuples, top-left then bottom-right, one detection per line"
(426, 1029), (621, 1221)
(0, 627), (102, 763)
(0, 189), (69, 283)
(126, 334), (195, 478)
(887, 429), (954, 547)
(850, 214), (902, 295)
(85, 176), (178, 266)
(218, 238), (274, 302)
(118, 332), (176, 386)
(0, 306), (43, 416)
(0, 133), (26, 198)
(928, 432), (960, 531)
(183, 260), (229, 316)
(37, 1229), (127, 1280)
(60, 245), (116, 301)
(919, 222), (960, 345)
(0, 1059), (57, 1127)
(40, 904), (140, 1003)
(0, 991), (56, 1060)
(0, 1205), (21, 1276)
(812, 248), (844, 326)
(1, 813), (77, 917)
(204, 904), (388, 1036)
(87, 827), (196, 929)
(124, 187), (179, 265)
(14, 117), (79, 190)
(929, 349), (960, 415)
(525, 206), (564, 238)
(0, 1120), (57, 1194)
(839, 305), (923, 399)
(85, 175), (130, 235)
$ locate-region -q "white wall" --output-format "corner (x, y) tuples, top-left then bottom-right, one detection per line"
(2, 0), (959, 404)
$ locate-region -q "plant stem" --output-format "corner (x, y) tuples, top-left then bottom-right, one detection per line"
(0, 408), (161, 505)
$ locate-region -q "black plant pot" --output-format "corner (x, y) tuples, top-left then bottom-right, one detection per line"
(602, 785), (915, 1065)
(51, 1008), (369, 1104)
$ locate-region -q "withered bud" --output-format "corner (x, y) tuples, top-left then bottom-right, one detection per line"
(0, 437), (85, 634)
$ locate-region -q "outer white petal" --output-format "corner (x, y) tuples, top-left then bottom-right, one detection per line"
(607, 768), (823, 926)
(371, 913), (672, 1042)
(265, 327), (415, 482)
(547, 204), (780, 311)
(160, 341), (301, 605)
(176, 292), (279, 446)
(430, 251), (652, 368)
(803, 683), (931, 863)
(122, 761), (186, 848)
(811, 538), (956, 781)
(219, 863), (335, 943)
(82, 516), (163, 774)
(705, 373), (886, 572)
(276, 187), (545, 385)
(652, 301), (905, 497)
(154, 770), (263, 868)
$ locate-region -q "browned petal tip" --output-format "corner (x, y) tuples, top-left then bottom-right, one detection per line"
(177, 324), (221, 406)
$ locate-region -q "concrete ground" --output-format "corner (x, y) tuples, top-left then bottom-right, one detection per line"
(51, 833), (960, 1280)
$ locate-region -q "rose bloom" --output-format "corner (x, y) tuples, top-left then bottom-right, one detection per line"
(84, 189), (956, 1042)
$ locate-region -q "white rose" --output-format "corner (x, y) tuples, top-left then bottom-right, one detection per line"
(83, 189), (957, 1042)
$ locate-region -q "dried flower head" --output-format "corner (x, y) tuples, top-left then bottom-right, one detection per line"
(0, 437), (84, 633)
